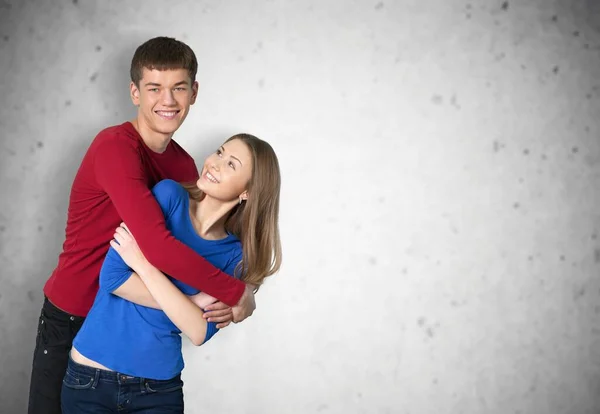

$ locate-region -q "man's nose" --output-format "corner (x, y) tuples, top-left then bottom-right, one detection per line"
(162, 90), (176, 105)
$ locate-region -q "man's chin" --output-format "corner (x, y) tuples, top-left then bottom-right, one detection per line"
(154, 121), (183, 136)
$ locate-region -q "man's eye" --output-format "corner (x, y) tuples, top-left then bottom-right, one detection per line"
(148, 88), (159, 92)
(175, 87), (186, 91)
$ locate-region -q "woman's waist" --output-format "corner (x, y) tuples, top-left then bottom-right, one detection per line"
(66, 351), (182, 384)
(70, 346), (112, 371)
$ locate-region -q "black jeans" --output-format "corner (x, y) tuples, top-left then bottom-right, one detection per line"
(61, 356), (184, 413)
(28, 297), (85, 414)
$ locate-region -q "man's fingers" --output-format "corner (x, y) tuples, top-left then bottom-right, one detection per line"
(206, 313), (233, 323)
(216, 321), (231, 329)
(204, 305), (233, 323)
(203, 308), (231, 318)
(204, 301), (229, 312)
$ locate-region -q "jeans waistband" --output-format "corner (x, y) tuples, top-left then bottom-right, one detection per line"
(67, 354), (145, 384)
(66, 354), (181, 385)
(44, 296), (85, 322)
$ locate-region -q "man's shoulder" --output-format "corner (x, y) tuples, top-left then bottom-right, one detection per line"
(168, 139), (194, 161)
(93, 122), (140, 148)
(168, 139), (199, 179)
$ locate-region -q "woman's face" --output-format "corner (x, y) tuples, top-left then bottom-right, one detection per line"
(196, 139), (253, 202)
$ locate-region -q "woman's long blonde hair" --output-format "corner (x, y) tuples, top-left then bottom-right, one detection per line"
(182, 134), (282, 288)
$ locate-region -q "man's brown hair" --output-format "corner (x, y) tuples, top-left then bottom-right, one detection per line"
(130, 37), (198, 87)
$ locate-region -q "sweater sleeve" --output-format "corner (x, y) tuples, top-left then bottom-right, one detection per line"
(202, 247), (244, 343)
(93, 136), (244, 306)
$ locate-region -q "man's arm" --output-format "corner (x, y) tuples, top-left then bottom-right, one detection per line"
(94, 137), (254, 320)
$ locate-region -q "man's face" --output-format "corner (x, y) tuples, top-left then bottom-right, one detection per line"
(130, 68), (198, 137)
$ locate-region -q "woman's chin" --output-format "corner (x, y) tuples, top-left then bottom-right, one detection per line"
(195, 180), (207, 192)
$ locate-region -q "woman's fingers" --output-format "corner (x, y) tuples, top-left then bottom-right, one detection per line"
(114, 227), (133, 244)
(113, 232), (124, 245)
(116, 227), (130, 238)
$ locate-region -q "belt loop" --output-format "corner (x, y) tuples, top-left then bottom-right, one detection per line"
(92, 369), (100, 389)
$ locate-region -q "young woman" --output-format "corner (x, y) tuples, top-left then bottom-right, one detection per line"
(61, 134), (281, 413)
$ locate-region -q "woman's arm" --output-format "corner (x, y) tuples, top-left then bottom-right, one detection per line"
(112, 273), (217, 311)
(110, 224), (214, 346)
(112, 274), (161, 309)
(130, 265), (208, 346)
(99, 246), (161, 310)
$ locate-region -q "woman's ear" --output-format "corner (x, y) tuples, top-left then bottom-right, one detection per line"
(239, 191), (249, 202)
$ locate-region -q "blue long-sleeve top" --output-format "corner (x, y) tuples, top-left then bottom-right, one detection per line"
(72, 179), (243, 380)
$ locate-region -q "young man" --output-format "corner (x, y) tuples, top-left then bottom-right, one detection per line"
(28, 37), (256, 414)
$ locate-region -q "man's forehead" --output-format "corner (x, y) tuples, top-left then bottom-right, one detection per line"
(141, 67), (191, 84)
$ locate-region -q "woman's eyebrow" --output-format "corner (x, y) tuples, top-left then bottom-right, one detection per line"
(220, 146), (243, 167)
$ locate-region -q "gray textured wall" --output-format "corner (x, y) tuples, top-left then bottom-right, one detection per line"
(1, 0), (599, 413)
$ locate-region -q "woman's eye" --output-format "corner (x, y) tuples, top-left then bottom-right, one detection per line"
(228, 162), (235, 169)
(216, 149), (222, 156)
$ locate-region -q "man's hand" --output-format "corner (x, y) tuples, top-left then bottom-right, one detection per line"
(205, 284), (257, 326)
(231, 283), (256, 323)
(189, 292), (233, 329)
(203, 301), (234, 329)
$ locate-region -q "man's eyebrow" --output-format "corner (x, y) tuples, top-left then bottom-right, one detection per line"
(144, 81), (189, 87)
(220, 146), (243, 167)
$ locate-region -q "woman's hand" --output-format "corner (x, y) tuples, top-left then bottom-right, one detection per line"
(110, 223), (149, 272)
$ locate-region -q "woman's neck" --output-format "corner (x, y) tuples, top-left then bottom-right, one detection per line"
(189, 195), (237, 240)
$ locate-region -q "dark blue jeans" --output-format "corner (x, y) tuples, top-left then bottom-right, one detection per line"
(61, 356), (184, 413)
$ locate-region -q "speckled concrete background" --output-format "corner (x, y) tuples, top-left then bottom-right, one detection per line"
(1, 0), (599, 413)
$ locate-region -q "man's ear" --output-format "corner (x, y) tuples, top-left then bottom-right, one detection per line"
(130, 81), (140, 106)
(190, 80), (199, 105)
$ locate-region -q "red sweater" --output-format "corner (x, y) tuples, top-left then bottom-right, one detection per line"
(44, 122), (244, 316)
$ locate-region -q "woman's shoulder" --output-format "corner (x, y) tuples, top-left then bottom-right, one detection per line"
(152, 179), (187, 196)
(151, 179), (188, 210)
(221, 238), (243, 278)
